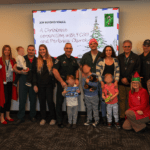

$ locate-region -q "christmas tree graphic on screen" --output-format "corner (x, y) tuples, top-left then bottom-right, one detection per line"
(86, 16), (106, 50)
(105, 14), (114, 27)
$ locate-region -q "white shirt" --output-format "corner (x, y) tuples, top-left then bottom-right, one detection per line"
(16, 55), (27, 70)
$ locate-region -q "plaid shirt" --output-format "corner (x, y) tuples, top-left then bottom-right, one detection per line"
(96, 58), (120, 82)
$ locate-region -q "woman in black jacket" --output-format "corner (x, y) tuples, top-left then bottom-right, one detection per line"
(32, 44), (56, 125)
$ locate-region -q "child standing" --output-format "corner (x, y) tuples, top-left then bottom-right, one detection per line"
(82, 64), (99, 127)
(102, 73), (120, 128)
(13, 46), (30, 87)
(62, 75), (80, 129)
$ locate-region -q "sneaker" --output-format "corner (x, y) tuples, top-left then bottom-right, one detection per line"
(92, 121), (99, 127)
(115, 122), (120, 129)
(40, 119), (46, 125)
(49, 119), (56, 125)
(84, 120), (92, 126)
(107, 122), (112, 128)
(66, 123), (72, 128)
(25, 82), (32, 87)
(72, 124), (77, 129)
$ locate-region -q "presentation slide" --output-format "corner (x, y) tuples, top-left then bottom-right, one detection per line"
(33, 8), (119, 58)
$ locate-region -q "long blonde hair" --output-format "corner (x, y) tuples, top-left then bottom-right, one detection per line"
(37, 44), (53, 74)
(2, 45), (12, 65)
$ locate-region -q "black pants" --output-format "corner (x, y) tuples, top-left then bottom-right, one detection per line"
(56, 82), (64, 123)
(38, 85), (56, 120)
(14, 67), (31, 84)
(0, 82), (12, 113)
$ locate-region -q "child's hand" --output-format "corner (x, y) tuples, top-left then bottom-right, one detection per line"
(86, 78), (90, 83)
(89, 88), (94, 92)
(102, 95), (106, 100)
(26, 68), (29, 71)
(76, 89), (80, 93)
(62, 90), (67, 94)
(109, 96), (114, 101)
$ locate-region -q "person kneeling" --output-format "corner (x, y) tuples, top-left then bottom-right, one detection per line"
(122, 72), (150, 133)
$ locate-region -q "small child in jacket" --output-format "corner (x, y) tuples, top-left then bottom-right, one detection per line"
(82, 64), (99, 127)
(13, 46), (30, 87)
(102, 73), (120, 128)
(62, 75), (80, 129)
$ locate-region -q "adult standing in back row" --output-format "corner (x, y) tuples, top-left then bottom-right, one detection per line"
(118, 40), (141, 124)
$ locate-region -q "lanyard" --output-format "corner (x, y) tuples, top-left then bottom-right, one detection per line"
(5, 60), (10, 71)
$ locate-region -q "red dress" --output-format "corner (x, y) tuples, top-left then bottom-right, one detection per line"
(128, 88), (150, 120)
(0, 57), (18, 107)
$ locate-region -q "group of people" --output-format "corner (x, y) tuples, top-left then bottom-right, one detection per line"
(0, 38), (150, 133)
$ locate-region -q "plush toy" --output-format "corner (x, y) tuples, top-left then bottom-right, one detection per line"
(84, 74), (99, 90)
(104, 89), (113, 102)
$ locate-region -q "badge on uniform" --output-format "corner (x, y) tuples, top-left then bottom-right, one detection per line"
(63, 61), (66, 64)
(55, 59), (59, 64)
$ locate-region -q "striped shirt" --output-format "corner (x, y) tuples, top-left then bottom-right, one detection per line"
(96, 58), (120, 82)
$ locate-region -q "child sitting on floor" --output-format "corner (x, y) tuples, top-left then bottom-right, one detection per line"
(62, 75), (80, 129)
(82, 64), (99, 127)
(102, 73), (120, 129)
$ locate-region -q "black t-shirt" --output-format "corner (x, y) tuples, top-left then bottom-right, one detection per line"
(40, 60), (52, 87)
(102, 63), (114, 76)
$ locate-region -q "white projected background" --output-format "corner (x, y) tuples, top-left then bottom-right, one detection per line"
(11, 8), (119, 111)
(33, 8), (119, 57)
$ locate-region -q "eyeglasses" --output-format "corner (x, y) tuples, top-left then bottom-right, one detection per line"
(123, 46), (131, 48)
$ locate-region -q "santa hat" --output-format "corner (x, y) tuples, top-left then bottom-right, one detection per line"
(89, 38), (98, 46)
(132, 72), (140, 82)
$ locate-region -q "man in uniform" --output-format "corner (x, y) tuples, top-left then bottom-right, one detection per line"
(118, 40), (141, 124)
(13, 45), (37, 125)
(53, 43), (79, 128)
(139, 39), (150, 91)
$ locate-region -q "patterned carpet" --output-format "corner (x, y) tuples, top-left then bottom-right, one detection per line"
(0, 114), (150, 150)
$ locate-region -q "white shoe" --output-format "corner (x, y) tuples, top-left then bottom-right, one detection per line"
(40, 119), (46, 125)
(49, 119), (56, 125)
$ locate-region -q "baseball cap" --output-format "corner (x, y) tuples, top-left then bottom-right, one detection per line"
(143, 39), (150, 46)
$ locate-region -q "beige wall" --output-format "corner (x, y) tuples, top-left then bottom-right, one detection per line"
(0, 1), (150, 57)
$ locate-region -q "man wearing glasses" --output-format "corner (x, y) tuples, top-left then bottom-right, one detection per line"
(140, 39), (150, 92)
(53, 43), (79, 128)
(118, 40), (140, 124)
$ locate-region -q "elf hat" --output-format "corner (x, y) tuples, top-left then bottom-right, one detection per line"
(132, 72), (140, 82)
(89, 38), (98, 46)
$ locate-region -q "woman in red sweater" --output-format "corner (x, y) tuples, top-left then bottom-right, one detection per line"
(0, 45), (17, 124)
(122, 72), (150, 132)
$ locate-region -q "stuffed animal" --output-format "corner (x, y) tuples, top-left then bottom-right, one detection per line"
(84, 74), (99, 90)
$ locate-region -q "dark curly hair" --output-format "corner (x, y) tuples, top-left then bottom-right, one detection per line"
(101, 45), (117, 58)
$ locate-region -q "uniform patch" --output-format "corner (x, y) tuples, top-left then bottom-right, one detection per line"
(55, 59), (59, 64)
(137, 96), (140, 100)
(63, 61), (66, 64)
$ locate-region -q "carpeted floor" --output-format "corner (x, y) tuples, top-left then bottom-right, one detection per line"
(0, 114), (150, 150)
